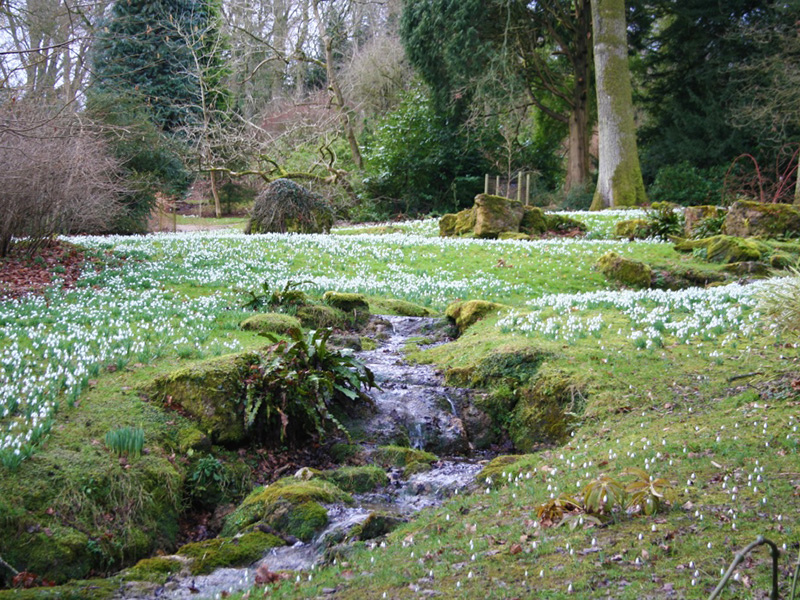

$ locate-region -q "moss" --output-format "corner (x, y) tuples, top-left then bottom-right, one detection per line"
(438, 213), (458, 237)
(509, 369), (586, 451)
(328, 333), (362, 351)
(177, 531), (284, 575)
(175, 426), (211, 453)
(439, 208), (476, 237)
(444, 366), (475, 387)
(498, 232), (531, 241)
(360, 337), (377, 351)
(474, 194), (525, 238)
(295, 304), (348, 329)
(519, 207), (547, 235)
(373, 298), (435, 317)
(329, 443), (364, 463)
(472, 346), (549, 388)
(722, 261), (770, 276)
(372, 445), (438, 468)
(770, 252), (794, 269)
(403, 460), (433, 477)
(147, 351), (262, 444)
(544, 214), (587, 233)
(723, 200), (800, 238)
(322, 291), (370, 313)
(240, 313), (302, 336)
(356, 512), (406, 540)
(596, 251), (652, 288)
(445, 300), (508, 334)
(707, 236), (765, 263)
(613, 218), (650, 239)
(478, 455), (527, 487)
(123, 556), (184, 582)
(221, 478), (351, 537)
(0, 578), (122, 599)
(322, 465), (389, 493)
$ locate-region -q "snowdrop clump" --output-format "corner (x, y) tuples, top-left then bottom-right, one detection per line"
(497, 279), (781, 349)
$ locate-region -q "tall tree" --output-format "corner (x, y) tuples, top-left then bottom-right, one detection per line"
(589, 0), (646, 209)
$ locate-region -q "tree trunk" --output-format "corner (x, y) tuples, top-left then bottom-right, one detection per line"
(795, 151), (800, 206)
(565, 0), (592, 193)
(589, 0), (646, 210)
(210, 167), (222, 218)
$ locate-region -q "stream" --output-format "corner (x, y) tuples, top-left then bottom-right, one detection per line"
(134, 316), (487, 600)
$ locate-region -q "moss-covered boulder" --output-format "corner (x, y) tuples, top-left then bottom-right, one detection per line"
(474, 194), (525, 239)
(674, 235), (768, 264)
(520, 206), (548, 235)
(241, 313), (302, 336)
(439, 207), (476, 237)
(509, 369), (585, 451)
(221, 478), (352, 540)
(148, 352), (261, 444)
(321, 465), (389, 493)
(356, 512), (407, 540)
(322, 291), (370, 313)
(614, 218), (650, 239)
(596, 251), (652, 288)
(123, 556), (186, 583)
(445, 300), (508, 334)
(544, 213), (587, 233)
(295, 305), (348, 329)
(371, 445), (438, 468)
(723, 200), (800, 239)
(722, 261), (771, 277)
(177, 531), (284, 575)
(373, 298), (435, 317)
(684, 205), (722, 238)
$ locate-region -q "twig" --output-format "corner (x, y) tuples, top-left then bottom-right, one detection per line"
(707, 536), (779, 600)
(727, 372), (764, 382)
(0, 553), (19, 576)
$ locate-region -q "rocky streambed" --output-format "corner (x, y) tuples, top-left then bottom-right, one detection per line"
(121, 316), (492, 599)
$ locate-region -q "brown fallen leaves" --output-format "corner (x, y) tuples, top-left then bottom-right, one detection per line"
(254, 564), (290, 586)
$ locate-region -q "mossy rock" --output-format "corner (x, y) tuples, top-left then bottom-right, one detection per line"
(123, 556), (185, 582)
(444, 366), (475, 387)
(509, 369), (585, 452)
(0, 577), (122, 599)
(403, 460), (433, 477)
(177, 531), (284, 575)
(328, 332), (362, 351)
(175, 426), (211, 453)
(519, 206), (547, 235)
(498, 232), (531, 241)
(240, 313), (302, 336)
(445, 300), (508, 334)
(221, 478), (351, 538)
(375, 298), (435, 317)
(544, 213), (587, 233)
(684, 205), (722, 238)
(596, 251), (653, 288)
(329, 443), (364, 464)
(439, 207), (477, 237)
(372, 445), (438, 468)
(147, 351), (261, 445)
(356, 512), (407, 540)
(613, 218), (650, 239)
(321, 465), (389, 493)
(722, 261), (770, 276)
(723, 200), (800, 239)
(478, 455), (527, 487)
(474, 194), (525, 239)
(296, 305), (348, 329)
(770, 252), (794, 269)
(322, 291), (370, 313)
(675, 235), (767, 264)
(2, 525), (92, 585)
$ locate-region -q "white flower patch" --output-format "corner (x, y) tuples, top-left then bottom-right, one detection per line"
(497, 280), (781, 348)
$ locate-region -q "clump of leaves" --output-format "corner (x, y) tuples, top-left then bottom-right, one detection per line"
(644, 202), (685, 239)
(622, 467), (673, 516)
(535, 493), (582, 527)
(243, 328), (376, 446)
(242, 280), (311, 311)
(691, 213), (726, 239)
(104, 426), (144, 458)
(582, 473), (626, 515)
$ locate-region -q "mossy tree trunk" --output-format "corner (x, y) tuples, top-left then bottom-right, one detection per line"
(589, 0), (646, 210)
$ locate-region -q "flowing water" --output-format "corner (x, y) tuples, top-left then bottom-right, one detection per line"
(143, 316), (487, 600)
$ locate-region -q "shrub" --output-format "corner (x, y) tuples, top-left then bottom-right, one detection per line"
(248, 179), (334, 234)
(649, 162), (729, 206)
(643, 202), (685, 239)
(0, 101), (125, 257)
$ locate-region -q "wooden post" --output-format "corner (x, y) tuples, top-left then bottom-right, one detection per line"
(496, 176), (501, 197)
(517, 173), (522, 202)
(526, 173), (531, 205)
(484, 174), (489, 195)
